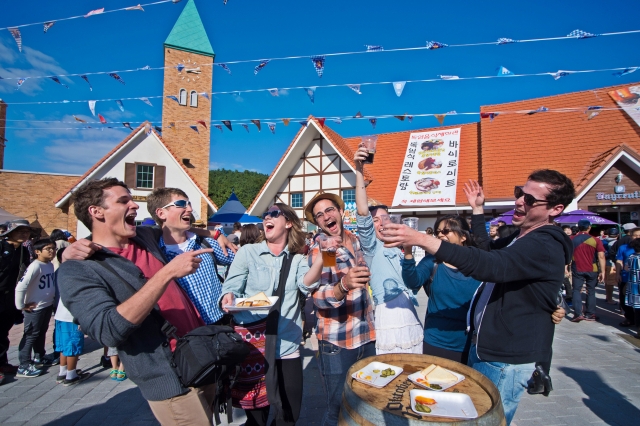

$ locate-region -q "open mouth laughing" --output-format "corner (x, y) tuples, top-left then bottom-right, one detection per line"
(124, 212), (137, 229)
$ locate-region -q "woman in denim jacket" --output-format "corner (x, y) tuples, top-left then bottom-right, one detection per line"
(220, 203), (323, 426)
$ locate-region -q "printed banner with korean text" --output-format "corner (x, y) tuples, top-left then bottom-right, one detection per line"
(609, 85), (640, 127)
(391, 128), (461, 207)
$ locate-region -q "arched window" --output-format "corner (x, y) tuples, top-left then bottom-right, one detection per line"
(179, 89), (187, 106)
(190, 91), (198, 108)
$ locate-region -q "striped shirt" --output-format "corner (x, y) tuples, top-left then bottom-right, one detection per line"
(309, 230), (375, 349)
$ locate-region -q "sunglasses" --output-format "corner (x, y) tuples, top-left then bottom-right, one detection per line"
(314, 206), (337, 221)
(162, 199), (192, 209)
(435, 228), (453, 236)
(514, 186), (548, 207)
(262, 210), (284, 220)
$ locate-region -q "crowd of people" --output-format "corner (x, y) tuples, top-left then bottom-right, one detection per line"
(1, 144), (638, 425)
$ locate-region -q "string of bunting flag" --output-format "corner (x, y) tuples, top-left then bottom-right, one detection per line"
(2, 27), (640, 81)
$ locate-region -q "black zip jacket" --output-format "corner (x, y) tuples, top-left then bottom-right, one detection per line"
(435, 218), (572, 364)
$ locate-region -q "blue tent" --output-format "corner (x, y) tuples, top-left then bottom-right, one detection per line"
(208, 192), (262, 224)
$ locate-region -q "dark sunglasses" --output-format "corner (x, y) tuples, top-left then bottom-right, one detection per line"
(514, 186), (548, 207)
(435, 228), (452, 236)
(162, 199), (191, 209)
(262, 210), (284, 220)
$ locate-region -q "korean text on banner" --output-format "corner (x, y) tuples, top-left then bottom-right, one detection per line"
(391, 128), (462, 207)
(609, 85), (640, 127)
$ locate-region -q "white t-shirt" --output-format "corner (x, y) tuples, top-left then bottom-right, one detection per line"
(15, 260), (56, 311)
(164, 232), (197, 255)
(54, 298), (75, 323)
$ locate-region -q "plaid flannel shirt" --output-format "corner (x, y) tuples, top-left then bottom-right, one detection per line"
(160, 233), (234, 324)
(309, 230), (375, 349)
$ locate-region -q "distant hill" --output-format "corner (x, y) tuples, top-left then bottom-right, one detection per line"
(208, 169), (269, 209)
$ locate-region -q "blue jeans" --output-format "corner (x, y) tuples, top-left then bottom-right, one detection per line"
(468, 345), (534, 425)
(316, 340), (376, 426)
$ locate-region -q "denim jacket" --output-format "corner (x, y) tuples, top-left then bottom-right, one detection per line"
(219, 241), (318, 358)
(356, 214), (421, 305)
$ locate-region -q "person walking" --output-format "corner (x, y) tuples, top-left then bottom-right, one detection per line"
(570, 220), (606, 322)
(623, 238), (640, 338)
(615, 227), (640, 327)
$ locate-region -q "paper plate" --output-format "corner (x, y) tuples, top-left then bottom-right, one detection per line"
(407, 367), (465, 391)
(351, 361), (403, 389)
(224, 296), (278, 311)
(410, 389), (478, 419)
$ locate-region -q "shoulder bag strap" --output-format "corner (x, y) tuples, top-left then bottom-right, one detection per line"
(424, 261), (439, 297)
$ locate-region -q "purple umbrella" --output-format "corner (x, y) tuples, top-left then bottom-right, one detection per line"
(555, 209), (618, 225)
(488, 209), (514, 225)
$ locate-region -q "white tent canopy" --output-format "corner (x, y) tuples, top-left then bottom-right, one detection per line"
(0, 207), (23, 224)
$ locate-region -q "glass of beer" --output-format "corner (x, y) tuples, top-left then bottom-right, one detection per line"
(362, 135), (378, 164)
(317, 235), (340, 268)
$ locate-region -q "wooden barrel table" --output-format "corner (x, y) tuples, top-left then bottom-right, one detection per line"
(339, 354), (506, 426)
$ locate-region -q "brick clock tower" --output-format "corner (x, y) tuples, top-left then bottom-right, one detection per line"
(162, 0), (214, 220)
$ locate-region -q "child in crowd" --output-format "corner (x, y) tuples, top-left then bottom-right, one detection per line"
(14, 239), (57, 378)
(108, 347), (126, 381)
(54, 295), (90, 386)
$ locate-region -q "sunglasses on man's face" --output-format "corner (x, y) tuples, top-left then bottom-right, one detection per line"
(162, 199), (192, 209)
(435, 228), (452, 236)
(262, 210), (284, 220)
(514, 186), (548, 207)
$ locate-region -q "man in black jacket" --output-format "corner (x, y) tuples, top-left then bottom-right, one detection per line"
(381, 169), (574, 425)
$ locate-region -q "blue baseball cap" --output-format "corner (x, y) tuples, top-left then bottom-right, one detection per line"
(577, 219), (591, 228)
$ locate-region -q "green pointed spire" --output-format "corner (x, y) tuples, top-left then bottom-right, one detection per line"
(164, 0), (214, 57)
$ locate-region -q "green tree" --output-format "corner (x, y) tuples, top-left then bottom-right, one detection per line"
(208, 169), (269, 208)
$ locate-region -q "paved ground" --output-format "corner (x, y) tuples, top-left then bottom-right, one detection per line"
(1, 285), (639, 425)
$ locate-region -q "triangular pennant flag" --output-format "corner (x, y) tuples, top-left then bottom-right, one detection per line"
(393, 81), (406, 97)
(190, 125), (199, 134)
(115, 100), (124, 112)
(366, 45), (384, 52)
(333, 118), (343, 124)
(317, 118), (326, 127)
(140, 97), (153, 106)
(43, 22), (55, 33)
(254, 60), (270, 75)
(241, 124), (250, 132)
(84, 8), (105, 18)
(73, 115), (87, 123)
(447, 110), (457, 115)
(348, 84), (362, 95)
(222, 120), (233, 131)
(166, 95), (180, 103)
(145, 123), (152, 135)
(196, 120), (207, 129)
(88, 100), (96, 116)
(81, 75), (93, 91)
(251, 120), (261, 131)
(139, 65), (151, 70)
(214, 124), (223, 132)
(394, 114), (406, 121)
(407, 115), (413, 123)
(154, 126), (162, 133)
(567, 29), (597, 39)
(282, 118), (290, 126)
(549, 70), (573, 80)
(267, 122), (276, 134)
(49, 76), (68, 88)
(435, 114), (446, 125)
(480, 112), (499, 121)
(216, 63), (232, 74)
(8, 28), (22, 52)
(497, 38), (518, 44)
(585, 106), (602, 120)
(354, 111), (363, 118)
(269, 88), (279, 97)
(109, 73), (126, 85)
(426, 41), (448, 50)
(311, 56), (325, 77)
(125, 4), (144, 11)
(304, 87), (316, 103)
(299, 121), (308, 127)
(98, 114), (107, 124)
(122, 122), (132, 130)
(198, 92), (210, 101)
(176, 63), (185, 72)
(526, 106), (549, 115)
(369, 118), (377, 129)
(613, 67), (638, 77)
(497, 66), (513, 76)
(439, 75), (459, 80)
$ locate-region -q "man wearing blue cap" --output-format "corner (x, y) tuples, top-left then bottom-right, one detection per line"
(570, 219), (606, 322)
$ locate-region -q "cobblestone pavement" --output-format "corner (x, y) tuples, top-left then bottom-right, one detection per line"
(0, 286), (638, 425)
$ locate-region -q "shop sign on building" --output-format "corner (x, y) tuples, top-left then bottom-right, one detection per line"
(392, 128), (461, 207)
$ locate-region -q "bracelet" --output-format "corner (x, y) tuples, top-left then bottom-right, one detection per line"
(339, 277), (349, 293)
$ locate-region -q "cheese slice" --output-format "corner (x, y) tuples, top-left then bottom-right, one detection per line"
(419, 364), (437, 377)
(245, 292), (270, 302)
(425, 365), (458, 383)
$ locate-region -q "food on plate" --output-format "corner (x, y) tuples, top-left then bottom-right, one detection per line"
(414, 178), (440, 192)
(418, 157), (442, 170)
(356, 371), (375, 382)
(429, 383), (443, 390)
(373, 369), (380, 373)
(236, 292), (271, 307)
(420, 139), (445, 151)
(415, 396), (437, 405)
(380, 367), (395, 378)
(415, 403), (432, 413)
(419, 364), (458, 384)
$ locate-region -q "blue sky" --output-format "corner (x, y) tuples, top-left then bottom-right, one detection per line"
(1, 0), (640, 175)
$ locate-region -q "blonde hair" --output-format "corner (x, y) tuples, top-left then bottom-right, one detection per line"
(274, 203), (306, 254)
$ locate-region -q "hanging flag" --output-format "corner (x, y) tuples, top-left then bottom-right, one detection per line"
(254, 60), (270, 75)
(216, 63), (232, 74)
(251, 120), (261, 131)
(435, 114), (446, 126)
(549, 70), (573, 80)
(154, 126), (162, 133)
(394, 114), (406, 121)
(43, 22), (55, 33)
(166, 95), (180, 103)
(426, 41), (448, 50)
(527, 106), (549, 115)
(109, 73), (126, 85)
(311, 56), (325, 77)
(98, 114), (107, 124)
(393, 81), (406, 97)
(84, 8), (105, 18)
(333, 118), (343, 124)
(139, 65), (151, 70)
(480, 112), (499, 121)
(585, 106), (602, 120)
(140, 97), (153, 106)
(190, 125), (199, 134)
(145, 123), (153, 135)
(497, 38), (518, 44)
(214, 124), (223, 132)
(49, 76), (68, 88)
(407, 115), (414, 123)
(447, 110), (457, 115)
(497, 66), (514, 76)
(369, 118), (377, 129)
(267, 122), (276, 134)
(125, 4), (144, 11)
(176, 63), (185, 72)
(123, 122), (132, 130)
(81, 75), (93, 91)
(348, 84), (362, 95)
(613, 67), (638, 77)
(567, 29), (597, 39)
(304, 87), (316, 103)
(366, 45), (384, 52)
(269, 88), (279, 97)
(240, 124), (249, 132)
(282, 118), (290, 126)
(196, 120), (207, 129)
(317, 118), (326, 127)
(222, 120), (233, 131)
(439, 75), (459, 80)
(354, 111), (363, 118)
(8, 28), (22, 52)
(199, 92), (210, 101)
(299, 121), (308, 127)
(88, 100), (97, 116)
(115, 100), (124, 112)
(73, 115), (87, 123)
